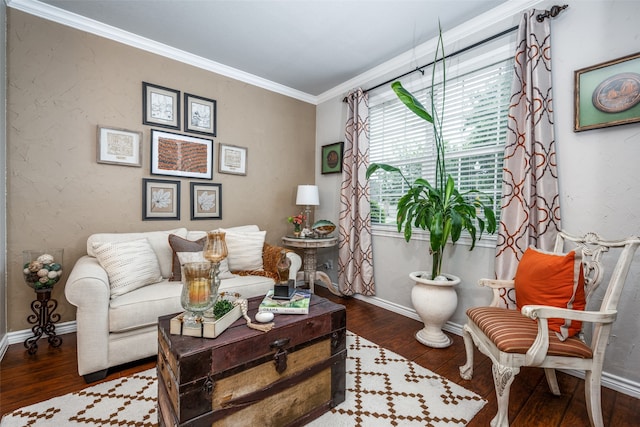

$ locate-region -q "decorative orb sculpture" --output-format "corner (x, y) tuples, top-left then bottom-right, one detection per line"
(23, 249), (64, 290)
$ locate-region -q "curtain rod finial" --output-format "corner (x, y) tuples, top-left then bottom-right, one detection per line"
(537, 4), (568, 22)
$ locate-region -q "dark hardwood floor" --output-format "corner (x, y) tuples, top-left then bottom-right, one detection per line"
(2, 287), (639, 426)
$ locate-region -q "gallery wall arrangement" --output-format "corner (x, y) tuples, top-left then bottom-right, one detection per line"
(98, 82), (251, 222)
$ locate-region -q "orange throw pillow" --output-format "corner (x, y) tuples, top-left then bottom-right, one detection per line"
(515, 247), (586, 340)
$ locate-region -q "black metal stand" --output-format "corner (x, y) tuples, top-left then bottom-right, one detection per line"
(24, 288), (62, 354)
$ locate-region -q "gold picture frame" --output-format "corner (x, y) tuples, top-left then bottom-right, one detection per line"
(574, 52), (640, 131)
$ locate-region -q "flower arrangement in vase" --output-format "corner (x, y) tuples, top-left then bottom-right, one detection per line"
(287, 212), (306, 237)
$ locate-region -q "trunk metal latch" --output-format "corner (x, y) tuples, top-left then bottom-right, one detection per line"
(270, 337), (290, 374)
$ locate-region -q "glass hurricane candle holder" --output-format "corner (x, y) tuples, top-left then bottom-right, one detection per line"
(203, 230), (228, 306)
(23, 249), (64, 290)
(180, 262), (215, 326)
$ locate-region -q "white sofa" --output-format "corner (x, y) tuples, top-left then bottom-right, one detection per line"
(65, 225), (301, 382)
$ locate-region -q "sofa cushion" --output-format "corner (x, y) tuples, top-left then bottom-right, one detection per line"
(222, 229), (266, 271)
(108, 280), (183, 332)
(108, 275), (274, 333)
(218, 275), (276, 299)
(87, 228), (187, 278)
(92, 238), (163, 299)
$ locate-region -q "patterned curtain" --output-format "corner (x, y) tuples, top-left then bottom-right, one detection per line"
(338, 88), (375, 296)
(494, 9), (561, 281)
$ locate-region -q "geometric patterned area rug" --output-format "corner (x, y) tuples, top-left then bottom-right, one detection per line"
(1, 331), (485, 427)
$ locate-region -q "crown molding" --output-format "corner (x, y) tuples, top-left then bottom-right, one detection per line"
(316, 0), (546, 104)
(6, 0), (318, 104)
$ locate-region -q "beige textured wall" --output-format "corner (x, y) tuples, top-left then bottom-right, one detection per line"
(6, 10), (315, 332)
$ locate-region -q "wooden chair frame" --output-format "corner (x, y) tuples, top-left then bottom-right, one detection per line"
(459, 231), (640, 427)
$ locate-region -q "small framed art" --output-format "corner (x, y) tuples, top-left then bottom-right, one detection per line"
(190, 182), (222, 220)
(184, 93), (217, 136)
(151, 129), (213, 179)
(142, 82), (180, 130)
(142, 178), (180, 220)
(96, 126), (142, 167)
(321, 142), (344, 174)
(574, 52), (640, 131)
(218, 143), (247, 175)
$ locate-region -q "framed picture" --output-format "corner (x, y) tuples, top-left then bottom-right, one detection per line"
(96, 126), (142, 167)
(142, 82), (180, 129)
(574, 52), (640, 131)
(190, 182), (222, 220)
(321, 142), (344, 174)
(142, 178), (180, 220)
(218, 143), (247, 175)
(151, 129), (213, 179)
(184, 93), (217, 136)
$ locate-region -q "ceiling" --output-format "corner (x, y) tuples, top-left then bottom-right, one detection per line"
(24, 0), (509, 100)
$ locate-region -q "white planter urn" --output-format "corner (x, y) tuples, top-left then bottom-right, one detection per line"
(409, 271), (460, 348)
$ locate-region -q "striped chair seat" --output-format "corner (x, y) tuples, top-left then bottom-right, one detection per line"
(467, 306), (593, 358)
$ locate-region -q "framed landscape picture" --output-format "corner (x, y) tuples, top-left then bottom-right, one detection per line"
(96, 126), (142, 167)
(218, 143), (247, 175)
(142, 178), (180, 220)
(151, 129), (213, 179)
(574, 52), (640, 131)
(184, 93), (217, 136)
(143, 82), (180, 130)
(321, 142), (344, 174)
(190, 182), (222, 220)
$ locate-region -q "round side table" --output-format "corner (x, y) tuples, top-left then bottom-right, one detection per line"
(282, 235), (338, 294)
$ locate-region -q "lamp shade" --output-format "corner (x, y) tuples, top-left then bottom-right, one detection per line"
(296, 185), (319, 206)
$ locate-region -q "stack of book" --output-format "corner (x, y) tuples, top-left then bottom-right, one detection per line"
(258, 289), (311, 314)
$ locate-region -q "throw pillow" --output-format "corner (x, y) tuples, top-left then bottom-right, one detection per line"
(515, 247), (586, 340)
(92, 238), (163, 299)
(222, 229), (266, 271)
(176, 251), (235, 280)
(168, 234), (206, 281)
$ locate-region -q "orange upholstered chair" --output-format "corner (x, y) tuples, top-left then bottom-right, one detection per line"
(459, 231), (640, 427)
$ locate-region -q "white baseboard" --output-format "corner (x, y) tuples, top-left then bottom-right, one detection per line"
(4, 320), (77, 346)
(347, 290), (640, 399)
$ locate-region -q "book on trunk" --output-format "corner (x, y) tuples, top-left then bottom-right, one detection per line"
(258, 289), (311, 314)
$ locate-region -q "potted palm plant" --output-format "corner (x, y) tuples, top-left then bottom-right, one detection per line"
(366, 28), (497, 347)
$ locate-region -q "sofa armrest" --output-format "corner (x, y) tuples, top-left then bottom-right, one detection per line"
(263, 243), (302, 281)
(64, 256), (111, 376)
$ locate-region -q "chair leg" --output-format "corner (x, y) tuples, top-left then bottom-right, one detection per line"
(490, 362), (520, 427)
(544, 368), (561, 395)
(459, 324), (475, 380)
(584, 370), (604, 427)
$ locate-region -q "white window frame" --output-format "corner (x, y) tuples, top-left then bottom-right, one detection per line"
(368, 41), (515, 248)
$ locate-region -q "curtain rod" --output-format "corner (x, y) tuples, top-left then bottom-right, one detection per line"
(344, 4), (568, 101)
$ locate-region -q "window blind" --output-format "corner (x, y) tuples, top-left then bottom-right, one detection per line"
(369, 58), (513, 230)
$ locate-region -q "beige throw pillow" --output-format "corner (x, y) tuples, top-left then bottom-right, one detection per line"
(222, 229), (266, 271)
(92, 238), (163, 298)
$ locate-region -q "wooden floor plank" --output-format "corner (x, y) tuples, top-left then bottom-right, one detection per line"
(1, 286), (638, 426)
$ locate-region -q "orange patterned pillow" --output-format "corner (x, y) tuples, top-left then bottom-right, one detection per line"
(515, 247), (586, 340)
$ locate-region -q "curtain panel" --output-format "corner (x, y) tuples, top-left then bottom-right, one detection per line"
(338, 88), (375, 296)
(494, 9), (561, 285)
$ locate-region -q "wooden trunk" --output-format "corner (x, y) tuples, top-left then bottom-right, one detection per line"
(157, 294), (346, 426)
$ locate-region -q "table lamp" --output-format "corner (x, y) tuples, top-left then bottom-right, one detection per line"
(296, 185), (319, 232)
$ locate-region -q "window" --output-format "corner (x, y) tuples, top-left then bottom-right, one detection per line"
(368, 52), (514, 239)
